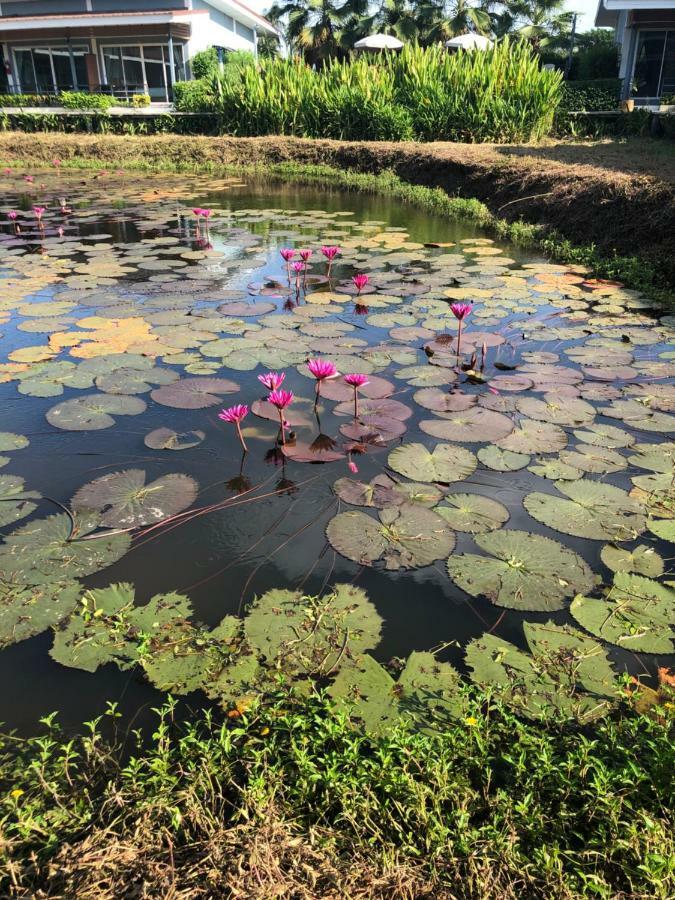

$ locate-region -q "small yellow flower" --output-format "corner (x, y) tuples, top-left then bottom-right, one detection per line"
(260, 726), (270, 736)
(10, 789), (24, 799)
(464, 717), (478, 727)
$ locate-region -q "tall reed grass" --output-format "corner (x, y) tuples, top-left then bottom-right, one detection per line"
(174, 40), (562, 143)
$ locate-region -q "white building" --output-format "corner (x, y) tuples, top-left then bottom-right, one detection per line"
(596, 0), (675, 103)
(0, 0), (277, 101)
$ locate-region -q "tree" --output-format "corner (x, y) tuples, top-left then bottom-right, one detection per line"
(502, 0), (573, 52)
(419, 0), (493, 43)
(266, 0), (360, 64)
(344, 0), (422, 46)
(571, 28), (618, 78)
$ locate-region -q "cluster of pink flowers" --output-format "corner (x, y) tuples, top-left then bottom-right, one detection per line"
(192, 207), (212, 219)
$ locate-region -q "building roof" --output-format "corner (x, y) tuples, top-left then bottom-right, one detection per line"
(595, 0), (675, 26)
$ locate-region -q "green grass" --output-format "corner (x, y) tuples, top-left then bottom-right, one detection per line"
(1, 690), (673, 898)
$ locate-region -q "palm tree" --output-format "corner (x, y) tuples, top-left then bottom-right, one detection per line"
(346, 0), (422, 44)
(502, 0), (572, 52)
(418, 0), (493, 44)
(266, 0), (360, 64)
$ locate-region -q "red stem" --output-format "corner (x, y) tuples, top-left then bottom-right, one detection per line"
(235, 421), (247, 452)
(278, 408), (286, 445)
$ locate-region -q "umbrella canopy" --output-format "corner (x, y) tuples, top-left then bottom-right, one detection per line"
(354, 33), (404, 50)
(445, 33), (492, 50)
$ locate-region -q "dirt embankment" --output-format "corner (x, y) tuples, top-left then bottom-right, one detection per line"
(1, 133), (673, 285)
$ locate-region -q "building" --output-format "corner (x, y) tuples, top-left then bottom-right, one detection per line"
(596, 0), (675, 103)
(0, 0), (277, 101)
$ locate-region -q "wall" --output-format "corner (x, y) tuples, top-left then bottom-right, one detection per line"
(189, 0), (256, 54)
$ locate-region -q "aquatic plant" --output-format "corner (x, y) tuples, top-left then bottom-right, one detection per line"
(352, 273), (369, 294)
(219, 403), (249, 452)
(267, 389), (294, 444)
(258, 371), (286, 391)
(344, 373), (369, 417)
(307, 358), (339, 401)
(450, 302), (472, 364)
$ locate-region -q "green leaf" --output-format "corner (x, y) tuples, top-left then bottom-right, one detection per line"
(388, 442), (477, 484)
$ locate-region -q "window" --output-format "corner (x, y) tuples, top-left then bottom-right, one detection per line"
(634, 30), (675, 99)
(13, 45), (88, 93)
(234, 21), (255, 43)
(100, 44), (186, 100)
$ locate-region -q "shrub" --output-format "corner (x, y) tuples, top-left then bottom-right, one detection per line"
(59, 91), (117, 111)
(558, 77), (622, 114)
(190, 46), (219, 79)
(131, 93), (151, 108)
(0, 93), (58, 107)
(173, 79), (215, 112)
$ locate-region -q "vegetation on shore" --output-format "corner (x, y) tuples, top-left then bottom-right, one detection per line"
(1, 690), (673, 898)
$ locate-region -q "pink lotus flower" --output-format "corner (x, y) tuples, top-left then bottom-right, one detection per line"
(352, 274), (369, 294)
(7, 211), (17, 221)
(258, 371), (285, 391)
(52, 158), (61, 168)
(450, 303), (472, 321)
(307, 359), (339, 402)
(280, 248), (295, 262)
(299, 248), (312, 262)
(267, 389), (294, 410)
(348, 459), (359, 474)
(267, 389), (294, 445)
(24, 175), (34, 183)
(200, 208), (212, 219)
(344, 373), (369, 417)
(449, 303), (472, 365)
(219, 404), (249, 452)
(33, 206), (46, 220)
(3, 168), (11, 175)
(192, 207), (203, 217)
(321, 246), (340, 261)
(292, 261), (305, 273)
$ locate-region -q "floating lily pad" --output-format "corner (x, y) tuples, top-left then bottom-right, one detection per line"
(72, 469), (198, 528)
(144, 428), (206, 451)
(600, 543), (664, 578)
(516, 395), (596, 426)
(281, 439), (345, 463)
(447, 529), (596, 610)
(96, 365), (179, 395)
(420, 407), (513, 443)
(327, 506), (455, 570)
(388, 442), (477, 484)
(524, 480), (646, 541)
(0, 510), (130, 584)
(150, 377), (239, 409)
(0, 580), (81, 648)
(435, 493), (509, 533)
(328, 654), (399, 735)
(413, 388), (476, 413)
(648, 518), (675, 542)
(477, 446), (530, 472)
(496, 419), (567, 454)
(0, 433), (29, 452)
(572, 424), (635, 449)
(0, 475), (41, 527)
(46, 393), (146, 431)
(318, 375), (394, 402)
(528, 459), (581, 481)
(571, 573), (675, 654)
(465, 622), (617, 721)
(559, 444), (627, 475)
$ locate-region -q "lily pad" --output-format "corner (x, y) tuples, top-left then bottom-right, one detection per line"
(144, 428), (206, 451)
(420, 408), (513, 443)
(150, 377), (239, 409)
(388, 442), (477, 484)
(435, 493), (509, 533)
(447, 529), (596, 610)
(0, 433), (29, 452)
(72, 469), (198, 528)
(571, 573), (675, 653)
(0, 580), (81, 648)
(465, 622), (617, 721)
(559, 444), (627, 475)
(524, 480), (646, 541)
(516, 396), (596, 427)
(600, 543), (664, 578)
(327, 506), (455, 570)
(0, 475), (41, 527)
(495, 419), (567, 454)
(46, 394), (146, 431)
(477, 446), (530, 472)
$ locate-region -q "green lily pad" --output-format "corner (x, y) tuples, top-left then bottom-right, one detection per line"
(648, 518), (675, 542)
(245, 583), (382, 675)
(496, 419), (567, 454)
(447, 529), (596, 611)
(559, 444), (627, 475)
(95, 365), (179, 395)
(327, 506), (455, 570)
(572, 424), (635, 449)
(528, 459), (582, 480)
(523, 481), (646, 541)
(600, 543), (664, 578)
(477, 446), (530, 472)
(420, 407), (513, 443)
(71, 469), (198, 529)
(150, 377), (239, 409)
(0, 510), (130, 584)
(144, 428), (206, 451)
(397, 651), (467, 728)
(627, 441), (675, 473)
(0, 580), (81, 648)
(466, 622), (617, 722)
(388, 442), (477, 484)
(0, 475), (41, 527)
(571, 573), (675, 653)
(516, 396), (596, 426)
(435, 493), (509, 533)
(0, 433), (29, 452)
(46, 393), (146, 431)
(328, 654), (399, 736)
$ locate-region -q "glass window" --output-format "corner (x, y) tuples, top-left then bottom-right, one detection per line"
(143, 45), (166, 100)
(172, 44), (186, 82)
(13, 45), (89, 93)
(120, 46), (144, 90)
(235, 21), (255, 43)
(102, 46), (124, 88)
(634, 31), (667, 98)
(32, 48), (55, 93)
(15, 49), (37, 92)
(661, 32), (675, 97)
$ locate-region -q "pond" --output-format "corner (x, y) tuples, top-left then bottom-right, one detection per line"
(0, 168), (674, 735)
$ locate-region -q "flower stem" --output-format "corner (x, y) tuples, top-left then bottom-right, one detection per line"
(278, 409), (286, 445)
(456, 319), (463, 366)
(235, 421), (247, 453)
(353, 386), (359, 418)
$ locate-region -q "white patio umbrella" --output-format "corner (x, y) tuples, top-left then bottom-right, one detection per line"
(444, 33), (493, 51)
(354, 34), (404, 51)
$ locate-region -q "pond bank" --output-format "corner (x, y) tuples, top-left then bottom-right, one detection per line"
(2, 693), (673, 899)
(0, 133), (673, 301)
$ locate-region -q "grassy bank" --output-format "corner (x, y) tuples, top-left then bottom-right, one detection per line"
(1, 132), (672, 303)
(1, 691), (673, 899)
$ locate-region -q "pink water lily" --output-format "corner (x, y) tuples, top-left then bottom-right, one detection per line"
(307, 358), (339, 402)
(200, 208), (212, 219)
(352, 273), (369, 294)
(24, 175), (34, 183)
(292, 261), (305, 272)
(280, 248), (295, 261)
(299, 248), (312, 262)
(33, 205), (45, 219)
(258, 371), (285, 391)
(449, 303), (472, 365)
(7, 210), (17, 221)
(2, 168), (10, 175)
(267, 389), (294, 445)
(321, 245), (340, 278)
(344, 373), (369, 417)
(192, 207), (203, 217)
(219, 404), (249, 452)
(52, 158), (61, 168)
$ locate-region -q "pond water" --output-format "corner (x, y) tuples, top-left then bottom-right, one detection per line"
(0, 169), (674, 736)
